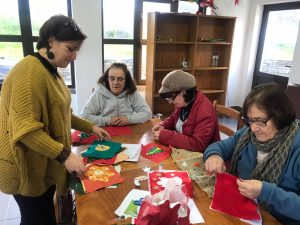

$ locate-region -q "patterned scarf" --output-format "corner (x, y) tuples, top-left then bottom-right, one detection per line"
(229, 120), (299, 184)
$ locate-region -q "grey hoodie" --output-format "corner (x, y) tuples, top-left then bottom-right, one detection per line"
(80, 84), (152, 126)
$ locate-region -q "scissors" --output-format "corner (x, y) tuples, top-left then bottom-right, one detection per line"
(133, 198), (143, 206)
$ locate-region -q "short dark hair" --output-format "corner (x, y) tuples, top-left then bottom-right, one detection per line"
(243, 83), (296, 130)
(36, 14), (87, 50)
(183, 87), (197, 102)
(97, 63), (137, 94)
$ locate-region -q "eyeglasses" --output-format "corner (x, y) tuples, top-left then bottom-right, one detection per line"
(165, 92), (180, 101)
(242, 116), (270, 127)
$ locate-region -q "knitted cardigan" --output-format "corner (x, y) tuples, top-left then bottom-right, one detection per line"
(0, 55), (93, 196)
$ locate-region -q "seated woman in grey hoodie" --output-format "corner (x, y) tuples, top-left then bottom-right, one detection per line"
(80, 63), (152, 126)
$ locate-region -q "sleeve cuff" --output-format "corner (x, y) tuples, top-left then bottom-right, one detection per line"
(55, 147), (71, 163)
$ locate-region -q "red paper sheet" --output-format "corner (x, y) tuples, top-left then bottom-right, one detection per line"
(148, 171), (193, 197)
(81, 165), (124, 193)
(141, 143), (171, 163)
(211, 172), (260, 220)
(71, 130), (99, 145)
(104, 126), (133, 136)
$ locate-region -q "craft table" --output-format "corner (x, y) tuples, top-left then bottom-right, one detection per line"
(74, 118), (280, 225)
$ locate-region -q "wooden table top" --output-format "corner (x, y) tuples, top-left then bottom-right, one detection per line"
(74, 118), (280, 225)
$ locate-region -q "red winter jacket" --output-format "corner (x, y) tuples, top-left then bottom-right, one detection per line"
(159, 91), (220, 152)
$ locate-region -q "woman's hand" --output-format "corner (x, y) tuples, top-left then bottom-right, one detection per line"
(92, 125), (111, 140)
(237, 179), (262, 199)
(205, 154), (226, 175)
(153, 130), (161, 141)
(64, 152), (86, 177)
(152, 124), (164, 133)
(110, 116), (129, 126)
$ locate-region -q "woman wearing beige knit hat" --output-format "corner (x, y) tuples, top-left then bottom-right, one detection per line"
(152, 70), (220, 152)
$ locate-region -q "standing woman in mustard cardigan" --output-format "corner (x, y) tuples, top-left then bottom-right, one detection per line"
(0, 15), (110, 225)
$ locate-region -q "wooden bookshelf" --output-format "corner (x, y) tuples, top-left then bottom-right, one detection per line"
(146, 12), (236, 115)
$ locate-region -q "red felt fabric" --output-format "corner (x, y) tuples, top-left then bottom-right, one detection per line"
(82, 156), (117, 165)
(71, 130), (99, 145)
(141, 143), (171, 163)
(80, 165), (124, 193)
(148, 171), (193, 197)
(104, 126), (133, 136)
(211, 172), (260, 220)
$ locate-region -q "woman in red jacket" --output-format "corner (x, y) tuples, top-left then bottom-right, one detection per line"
(152, 70), (220, 152)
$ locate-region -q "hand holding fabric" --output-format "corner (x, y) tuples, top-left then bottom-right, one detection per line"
(237, 179), (262, 199)
(92, 125), (111, 140)
(205, 154), (226, 174)
(64, 152), (86, 177)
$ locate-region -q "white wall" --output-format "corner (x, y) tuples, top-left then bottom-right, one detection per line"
(214, 0), (251, 107)
(71, 0), (103, 115)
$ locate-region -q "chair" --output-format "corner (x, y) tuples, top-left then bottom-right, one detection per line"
(286, 84), (300, 119)
(213, 100), (244, 137)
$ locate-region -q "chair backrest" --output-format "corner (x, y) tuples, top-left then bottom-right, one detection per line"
(286, 84), (300, 119)
(213, 100), (244, 137)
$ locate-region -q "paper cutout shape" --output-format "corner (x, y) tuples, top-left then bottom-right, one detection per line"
(82, 140), (122, 159)
(141, 143), (171, 163)
(71, 130), (99, 145)
(95, 144), (110, 151)
(146, 146), (163, 155)
(148, 170), (193, 197)
(211, 172), (260, 220)
(124, 200), (139, 217)
(104, 126), (133, 136)
(114, 151), (130, 163)
(81, 165), (124, 193)
(122, 144), (141, 162)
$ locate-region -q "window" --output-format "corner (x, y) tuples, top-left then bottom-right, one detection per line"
(101, 0), (176, 85)
(252, 2), (300, 89)
(0, 0), (75, 88)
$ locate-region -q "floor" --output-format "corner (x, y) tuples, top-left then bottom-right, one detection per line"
(0, 193), (20, 225)
(0, 117), (237, 225)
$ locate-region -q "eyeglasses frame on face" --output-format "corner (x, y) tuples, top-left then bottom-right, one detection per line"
(242, 116), (271, 127)
(165, 91), (181, 101)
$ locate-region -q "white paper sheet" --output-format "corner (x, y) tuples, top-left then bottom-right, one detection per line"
(115, 189), (149, 217)
(188, 199), (205, 224)
(122, 144), (141, 162)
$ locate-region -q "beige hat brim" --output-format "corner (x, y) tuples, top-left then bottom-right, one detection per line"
(159, 86), (174, 94)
